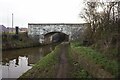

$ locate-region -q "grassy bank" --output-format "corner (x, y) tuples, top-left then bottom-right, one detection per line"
(19, 45), (60, 78)
(18, 41), (118, 78)
(2, 32), (41, 50)
(67, 45), (92, 78)
(71, 42), (118, 78)
(19, 42), (92, 79)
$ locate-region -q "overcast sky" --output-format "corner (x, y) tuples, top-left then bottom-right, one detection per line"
(0, 0), (85, 28)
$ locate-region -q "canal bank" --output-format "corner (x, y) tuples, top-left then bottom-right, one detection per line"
(19, 44), (60, 78)
(19, 42), (118, 79)
(2, 43), (57, 78)
(2, 32), (41, 50)
(19, 42), (92, 78)
(70, 42), (118, 78)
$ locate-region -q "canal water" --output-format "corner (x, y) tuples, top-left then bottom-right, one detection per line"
(2, 44), (57, 78)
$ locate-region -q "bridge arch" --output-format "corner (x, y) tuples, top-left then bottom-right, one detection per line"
(28, 23), (85, 44)
(43, 31), (69, 44)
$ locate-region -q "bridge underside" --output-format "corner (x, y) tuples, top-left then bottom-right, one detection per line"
(44, 32), (69, 44)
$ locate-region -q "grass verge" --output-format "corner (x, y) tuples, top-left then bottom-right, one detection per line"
(71, 42), (118, 77)
(67, 45), (93, 78)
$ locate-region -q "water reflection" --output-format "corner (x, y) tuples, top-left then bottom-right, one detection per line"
(2, 44), (56, 78)
(2, 56), (32, 78)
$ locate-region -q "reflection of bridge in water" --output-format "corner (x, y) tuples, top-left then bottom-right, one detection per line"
(28, 23), (86, 44)
(2, 44), (56, 64)
(2, 44), (57, 78)
(2, 56), (32, 78)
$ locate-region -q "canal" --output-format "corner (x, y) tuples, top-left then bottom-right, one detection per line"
(2, 44), (57, 78)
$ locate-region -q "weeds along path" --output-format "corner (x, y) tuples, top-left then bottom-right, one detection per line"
(71, 46), (114, 78)
(56, 42), (69, 78)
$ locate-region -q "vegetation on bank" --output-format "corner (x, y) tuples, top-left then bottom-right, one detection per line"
(76, 1), (119, 78)
(19, 43), (93, 78)
(19, 45), (60, 78)
(80, 2), (119, 55)
(67, 44), (92, 78)
(79, 1), (119, 72)
(2, 32), (41, 50)
(71, 42), (118, 78)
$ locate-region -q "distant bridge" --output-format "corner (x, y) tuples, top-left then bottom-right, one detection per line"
(28, 23), (86, 44)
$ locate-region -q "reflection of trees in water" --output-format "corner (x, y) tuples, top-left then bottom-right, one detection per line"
(39, 45), (55, 56)
(27, 45), (56, 64)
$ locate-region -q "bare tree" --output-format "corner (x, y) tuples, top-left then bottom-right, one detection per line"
(80, 0), (119, 47)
